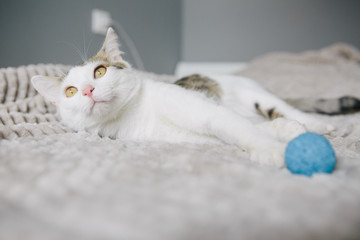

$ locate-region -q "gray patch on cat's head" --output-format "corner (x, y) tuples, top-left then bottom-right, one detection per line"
(87, 27), (130, 69)
(88, 51), (128, 69)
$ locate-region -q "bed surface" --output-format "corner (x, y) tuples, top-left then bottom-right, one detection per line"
(0, 44), (360, 240)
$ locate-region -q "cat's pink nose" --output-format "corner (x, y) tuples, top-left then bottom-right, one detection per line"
(83, 85), (94, 98)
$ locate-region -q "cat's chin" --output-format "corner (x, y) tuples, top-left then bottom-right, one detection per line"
(86, 101), (113, 118)
(85, 95), (115, 115)
(90, 100), (109, 112)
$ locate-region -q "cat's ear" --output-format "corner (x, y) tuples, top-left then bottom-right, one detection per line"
(96, 27), (124, 63)
(31, 75), (62, 105)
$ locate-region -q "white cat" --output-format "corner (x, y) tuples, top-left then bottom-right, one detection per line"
(31, 28), (334, 167)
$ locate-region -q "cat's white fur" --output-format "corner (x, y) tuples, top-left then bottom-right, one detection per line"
(31, 28), (335, 167)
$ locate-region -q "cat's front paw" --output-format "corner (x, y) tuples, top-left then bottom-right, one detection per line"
(248, 142), (286, 168)
(258, 118), (307, 142)
(304, 120), (336, 135)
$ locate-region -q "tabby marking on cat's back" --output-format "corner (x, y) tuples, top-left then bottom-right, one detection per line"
(175, 74), (223, 101)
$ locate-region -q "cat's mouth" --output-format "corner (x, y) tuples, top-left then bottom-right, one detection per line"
(88, 95), (117, 115)
(91, 100), (108, 109)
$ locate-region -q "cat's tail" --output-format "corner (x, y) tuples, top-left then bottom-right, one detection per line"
(285, 96), (360, 115)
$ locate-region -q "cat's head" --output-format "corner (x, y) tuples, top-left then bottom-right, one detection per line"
(32, 28), (140, 131)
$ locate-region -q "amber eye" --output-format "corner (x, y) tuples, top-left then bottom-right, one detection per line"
(65, 86), (78, 98)
(94, 65), (107, 79)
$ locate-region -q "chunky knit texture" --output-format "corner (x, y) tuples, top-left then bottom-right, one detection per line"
(0, 64), (71, 139)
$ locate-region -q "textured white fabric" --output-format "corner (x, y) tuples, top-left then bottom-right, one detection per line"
(1, 44), (360, 239)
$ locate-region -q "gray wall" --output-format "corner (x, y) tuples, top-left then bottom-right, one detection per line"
(0, 0), (181, 74)
(182, 0), (360, 62)
(1, 0), (360, 73)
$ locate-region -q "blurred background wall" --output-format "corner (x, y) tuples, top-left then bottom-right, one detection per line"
(182, 0), (360, 62)
(0, 0), (181, 74)
(0, 0), (359, 74)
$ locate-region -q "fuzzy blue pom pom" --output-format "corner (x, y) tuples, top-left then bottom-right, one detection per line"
(285, 132), (336, 176)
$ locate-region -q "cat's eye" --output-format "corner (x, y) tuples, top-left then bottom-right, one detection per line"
(94, 65), (107, 79)
(65, 86), (78, 98)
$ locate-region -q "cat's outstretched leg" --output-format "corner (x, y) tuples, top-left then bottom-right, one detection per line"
(246, 137), (286, 167)
(257, 118), (306, 142)
(206, 110), (287, 167)
(154, 82), (287, 167)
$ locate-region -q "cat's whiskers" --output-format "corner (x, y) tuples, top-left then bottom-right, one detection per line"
(84, 34), (95, 61)
(55, 68), (68, 79)
(83, 32), (87, 60)
(57, 41), (87, 63)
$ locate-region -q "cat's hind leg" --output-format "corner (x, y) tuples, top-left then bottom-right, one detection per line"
(221, 75), (336, 135)
(254, 100), (335, 135)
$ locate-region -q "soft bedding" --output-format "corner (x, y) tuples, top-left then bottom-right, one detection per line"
(0, 44), (360, 240)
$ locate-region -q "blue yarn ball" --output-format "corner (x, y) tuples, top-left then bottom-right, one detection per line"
(285, 132), (336, 176)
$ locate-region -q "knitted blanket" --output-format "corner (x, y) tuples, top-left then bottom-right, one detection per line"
(1, 44), (360, 240)
(0, 64), (71, 139)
